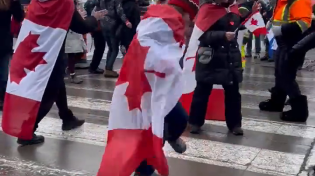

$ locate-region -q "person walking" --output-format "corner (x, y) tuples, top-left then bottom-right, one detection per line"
(258, 0), (312, 122)
(65, 29), (86, 84)
(85, 0), (106, 74)
(1, 0), (107, 145)
(0, 0), (24, 110)
(99, 0), (131, 78)
(119, 0), (141, 51)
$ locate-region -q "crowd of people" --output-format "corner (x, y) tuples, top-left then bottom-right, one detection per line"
(1, 0), (315, 175)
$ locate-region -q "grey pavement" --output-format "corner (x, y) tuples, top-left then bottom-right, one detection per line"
(1, 58), (315, 176)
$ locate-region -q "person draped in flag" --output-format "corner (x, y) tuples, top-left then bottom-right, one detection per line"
(1, 0), (107, 145)
(258, 0), (312, 122)
(97, 0), (198, 176)
(188, 0), (258, 135)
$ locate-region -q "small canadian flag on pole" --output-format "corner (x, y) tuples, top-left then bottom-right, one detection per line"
(242, 11), (267, 36)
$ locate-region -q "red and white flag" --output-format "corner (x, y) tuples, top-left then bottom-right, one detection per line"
(2, 0), (74, 139)
(242, 11), (267, 36)
(180, 4), (239, 120)
(97, 5), (184, 176)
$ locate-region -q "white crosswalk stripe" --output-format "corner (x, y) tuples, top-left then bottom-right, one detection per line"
(0, 116), (309, 176)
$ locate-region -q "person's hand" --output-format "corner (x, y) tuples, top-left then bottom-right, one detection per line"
(225, 32), (235, 41)
(92, 7), (108, 21)
(251, 1), (259, 12)
(126, 21), (132, 28)
(266, 20), (271, 29)
(263, 12), (267, 16)
(78, 9), (87, 18)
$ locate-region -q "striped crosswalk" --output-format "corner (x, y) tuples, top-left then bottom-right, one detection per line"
(1, 64), (315, 176)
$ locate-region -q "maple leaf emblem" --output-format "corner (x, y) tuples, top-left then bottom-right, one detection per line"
(10, 32), (47, 84)
(250, 18), (258, 26)
(116, 37), (152, 111)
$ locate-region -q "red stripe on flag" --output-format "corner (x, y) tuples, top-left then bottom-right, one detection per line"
(1, 93), (40, 140)
(253, 27), (267, 36)
(26, 0), (74, 30)
(97, 128), (168, 176)
(145, 70), (166, 78)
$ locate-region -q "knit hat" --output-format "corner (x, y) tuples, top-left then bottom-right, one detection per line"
(168, 0), (199, 20)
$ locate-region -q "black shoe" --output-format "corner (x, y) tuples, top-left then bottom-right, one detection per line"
(168, 138), (187, 154)
(268, 58), (274, 62)
(260, 55), (269, 61)
(229, 127), (244, 136)
(281, 95), (309, 122)
(259, 88), (286, 112)
(69, 73), (83, 84)
(62, 117), (85, 131)
(17, 134), (45, 145)
(89, 68), (104, 74)
(190, 124), (202, 134)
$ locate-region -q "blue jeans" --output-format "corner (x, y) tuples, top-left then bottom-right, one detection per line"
(0, 54), (11, 101)
(102, 29), (119, 71)
(135, 102), (188, 175)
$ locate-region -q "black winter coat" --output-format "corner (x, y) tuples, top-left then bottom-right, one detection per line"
(119, 0), (140, 49)
(0, 0), (24, 57)
(195, 12), (243, 85)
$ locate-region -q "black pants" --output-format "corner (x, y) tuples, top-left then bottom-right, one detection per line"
(273, 37), (301, 98)
(103, 30), (119, 71)
(136, 102), (188, 175)
(33, 55), (74, 131)
(265, 37), (269, 54)
(0, 53), (10, 103)
(90, 31), (106, 71)
(189, 82), (242, 130)
(120, 27), (136, 52)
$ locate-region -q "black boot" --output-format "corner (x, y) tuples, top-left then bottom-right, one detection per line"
(229, 127), (244, 136)
(259, 88), (286, 112)
(60, 109), (85, 131)
(17, 134), (45, 145)
(260, 55), (269, 61)
(189, 124), (202, 134)
(62, 116), (85, 131)
(168, 138), (187, 154)
(281, 95), (309, 122)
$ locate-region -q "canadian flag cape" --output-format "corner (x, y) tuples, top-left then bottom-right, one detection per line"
(97, 5), (184, 176)
(2, 0), (74, 139)
(180, 3), (239, 118)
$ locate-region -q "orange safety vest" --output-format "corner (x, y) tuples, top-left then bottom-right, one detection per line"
(272, 0), (312, 33)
